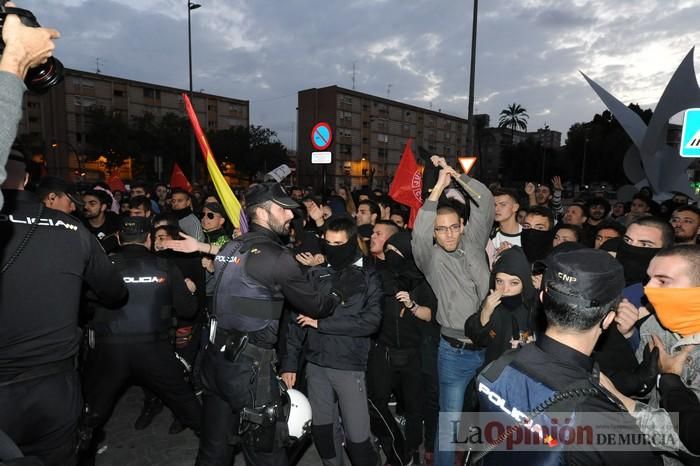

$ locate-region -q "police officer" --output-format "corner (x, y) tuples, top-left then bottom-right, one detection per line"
(193, 182), (345, 466)
(0, 150), (127, 465)
(473, 249), (660, 465)
(79, 217), (202, 461)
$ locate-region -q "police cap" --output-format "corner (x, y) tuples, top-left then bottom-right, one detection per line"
(245, 182), (299, 209)
(36, 176), (85, 206)
(542, 248), (624, 307)
(120, 216), (151, 236)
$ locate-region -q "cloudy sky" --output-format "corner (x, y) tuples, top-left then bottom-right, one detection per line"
(22, 0), (700, 149)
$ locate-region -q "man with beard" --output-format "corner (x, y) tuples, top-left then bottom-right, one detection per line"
(170, 188), (205, 242)
(411, 157), (494, 466)
(356, 199), (380, 243)
(192, 182), (347, 465)
(670, 205), (700, 245)
(82, 189), (121, 253)
(281, 216), (382, 466)
(582, 198), (611, 246)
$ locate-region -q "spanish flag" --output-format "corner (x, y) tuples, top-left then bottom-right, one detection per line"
(182, 93), (248, 233)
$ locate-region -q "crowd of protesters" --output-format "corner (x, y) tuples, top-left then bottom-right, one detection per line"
(3, 143), (700, 466)
(3, 4), (700, 466)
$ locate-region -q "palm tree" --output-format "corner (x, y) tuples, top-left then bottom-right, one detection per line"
(498, 103), (529, 144)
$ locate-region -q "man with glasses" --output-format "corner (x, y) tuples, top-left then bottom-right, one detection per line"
(670, 205), (700, 245)
(411, 156), (494, 466)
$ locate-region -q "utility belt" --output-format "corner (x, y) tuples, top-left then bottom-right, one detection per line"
(207, 319), (288, 452)
(86, 329), (169, 348)
(0, 357), (76, 388)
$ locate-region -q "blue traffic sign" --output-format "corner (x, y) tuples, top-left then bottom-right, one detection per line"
(680, 108), (700, 157)
(311, 122), (332, 151)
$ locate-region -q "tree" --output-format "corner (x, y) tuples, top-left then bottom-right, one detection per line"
(84, 106), (135, 168)
(565, 104), (652, 186)
(498, 103), (529, 144)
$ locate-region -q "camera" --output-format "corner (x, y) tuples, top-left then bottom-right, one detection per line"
(0, 2), (64, 94)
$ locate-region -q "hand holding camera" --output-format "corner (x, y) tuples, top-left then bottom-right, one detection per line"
(0, 1), (62, 92)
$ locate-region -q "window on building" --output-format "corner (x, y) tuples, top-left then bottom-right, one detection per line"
(339, 110), (353, 121)
(113, 90), (124, 97)
(76, 132), (82, 143)
(378, 147), (388, 158)
(338, 129), (352, 138)
(339, 144), (352, 154)
(377, 133), (389, 143)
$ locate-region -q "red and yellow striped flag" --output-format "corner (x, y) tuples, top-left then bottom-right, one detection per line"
(182, 93), (248, 233)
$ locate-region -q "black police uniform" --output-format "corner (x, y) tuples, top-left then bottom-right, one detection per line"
(0, 190), (127, 465)
(197, 183), (341, 466)
(81, 224), (202, 442)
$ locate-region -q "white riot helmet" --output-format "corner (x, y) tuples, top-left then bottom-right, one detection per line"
(286, 388), (312, 439)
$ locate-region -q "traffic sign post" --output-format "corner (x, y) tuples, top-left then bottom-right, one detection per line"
(680, 109), (700, 157)
(310, 122), (333, 194)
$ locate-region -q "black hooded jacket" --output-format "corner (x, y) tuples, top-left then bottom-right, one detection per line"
(465, 246), (537, 364)
(378, 232), (438, 349)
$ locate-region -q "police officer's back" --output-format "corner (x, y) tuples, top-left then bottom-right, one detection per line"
(80, 217), (202, 450)
(0, 154), (127, 465)
(197, 182), (344, 466)
(474, 249), (660, 465)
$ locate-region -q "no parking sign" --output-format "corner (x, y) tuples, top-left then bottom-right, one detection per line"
(311, 122), (333, 151)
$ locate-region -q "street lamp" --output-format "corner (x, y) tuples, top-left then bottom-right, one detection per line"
(188, 1), (201, 183)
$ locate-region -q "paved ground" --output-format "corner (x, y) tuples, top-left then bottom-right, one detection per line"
(94, 386), (324, 466)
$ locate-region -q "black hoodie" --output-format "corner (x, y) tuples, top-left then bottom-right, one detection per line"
(465, 246), (537, 363)
(379, 232), (438, 348)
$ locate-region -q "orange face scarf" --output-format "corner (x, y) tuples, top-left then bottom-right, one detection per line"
(644, 287), (700, 337)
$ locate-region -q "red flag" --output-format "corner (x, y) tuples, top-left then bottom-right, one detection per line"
(389, 138), (423, 228)
(106, 173), (126, 193)
(170, 162), (192, 192)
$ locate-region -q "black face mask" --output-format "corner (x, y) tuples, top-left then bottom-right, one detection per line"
(357, 224), (374, 240)
(521, 229), (554, 263)
(323, 236), (359, 270)
(384, 249), (424, 291)
(616, 242), (660, 286)
(500, 294), (523, 310)
(172, 205), (193, 219)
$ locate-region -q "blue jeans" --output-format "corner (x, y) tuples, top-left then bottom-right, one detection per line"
(435, 337), (485, 466)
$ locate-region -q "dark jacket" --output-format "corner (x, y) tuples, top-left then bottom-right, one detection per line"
(477, 335), (661, 466)
(213, 224), (340, 347)
(281, 257), (383, 372)
(380, 231), (439, 349)
(465, 246), (537, 364)
(0, 190), (127, 380)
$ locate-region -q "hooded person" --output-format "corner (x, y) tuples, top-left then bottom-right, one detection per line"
(364, 231), (440, 465)
(465, 246), (538, 364)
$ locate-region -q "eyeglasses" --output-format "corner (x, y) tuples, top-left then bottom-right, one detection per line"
(201, 212), (217, 220)
(434, 224), (461, 234)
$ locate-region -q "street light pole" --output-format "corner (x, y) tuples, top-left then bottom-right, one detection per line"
(466, 0), (479, 167)
(188, 1), (201, 184)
